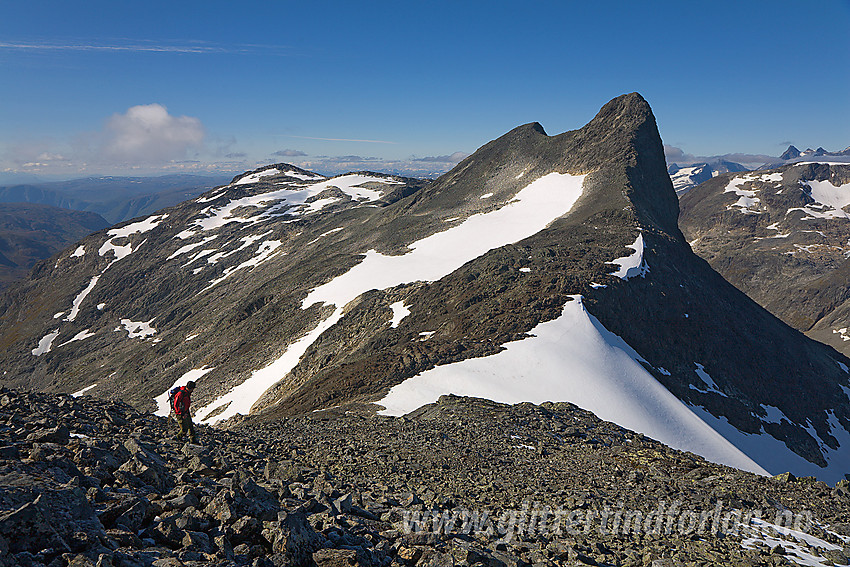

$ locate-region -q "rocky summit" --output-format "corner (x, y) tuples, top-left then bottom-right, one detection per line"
(1, 93), (850, 482)
(2, 388), (850, 567)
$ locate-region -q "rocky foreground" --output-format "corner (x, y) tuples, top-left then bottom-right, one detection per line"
(1, 389), (849, 567)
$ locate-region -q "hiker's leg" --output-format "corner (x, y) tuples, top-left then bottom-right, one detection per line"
(177, 414), (190, 439)
(188, 418), (197, 444)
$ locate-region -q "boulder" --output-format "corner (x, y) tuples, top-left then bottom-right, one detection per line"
(313, 548), (358, 567)
(261, 510), (325, 564)
(0, 497), (69, 554)
(26, 424), (70, 445)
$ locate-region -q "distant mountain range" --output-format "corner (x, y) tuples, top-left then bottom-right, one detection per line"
(0, 174), (232, 225)
(1, 94), (849, 481)
(668, 161), (749, 196)
(669, 144), (850, 195)
(0, 203), (109, 291)
(778, 145), (850, 161)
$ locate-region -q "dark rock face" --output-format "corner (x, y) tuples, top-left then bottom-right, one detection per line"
(1, 388), (849, 566)
(0, 94), (849, 480)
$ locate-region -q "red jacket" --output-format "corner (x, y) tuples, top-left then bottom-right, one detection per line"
(173, 387), (191, 416)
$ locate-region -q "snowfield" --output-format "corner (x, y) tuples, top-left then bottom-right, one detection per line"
(302, 173), (587, 309)
(377, 295), (769, 476)
(799, 178), (850, 220)
(190, 174), (402, 233)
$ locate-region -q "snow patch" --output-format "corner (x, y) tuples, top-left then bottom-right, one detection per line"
(281, 170), (325, 181)
(195, 309), (344, 425)
(116, 319), (157, 339)
(307, 227), (344, 245)
(203, 240), (283, 290)
(742, 518), (842, 567)
(833, 328), (850, 342)
(107, 214), (167, 240)
(65, 276), (100, 322)
(670, 166), (704, 192)
(724, 176), (762, 214)
(167, 235), (219, 260)
(234, 168), (280, 185)
(607, 233), (649, 280)
(71, 246), (85, 258)
(32, 330), (60, 356)
(800, 178), (850, 219)
(759, 404), (791, 424)
(787, 206), (850, 221)
(57, 329), (96, 348)
(99, 214), (166, 263)
(480, 192), (494, 199)
(72, 383), (98, 397)
(194, 174), (399, 232)
(389, 302), (410, 328)
(689, 405), (850, 483)
(689, 362), (727, 396)
(195, 190), (226, 203)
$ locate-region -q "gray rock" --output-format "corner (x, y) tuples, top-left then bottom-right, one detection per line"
(313, 548), (358, 567)
(261, 510), (324, 563)
(165, 492), (200, 511)
(0, 497), (69, 554)
(182, 530), (213, 554)
(26, 425), (70, 445)
(0, 445), (20, 460)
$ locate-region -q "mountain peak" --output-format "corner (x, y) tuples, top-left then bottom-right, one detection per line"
(780, 145), (801, 160)
(589, 92), (653, 124)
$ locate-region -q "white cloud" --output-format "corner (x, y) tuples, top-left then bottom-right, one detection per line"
(272, 149), (307, 157)
(103, 104), (205, 165)
(36, 152), (69, 162)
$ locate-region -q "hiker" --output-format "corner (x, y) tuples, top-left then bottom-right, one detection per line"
(172, 380), (198, 444)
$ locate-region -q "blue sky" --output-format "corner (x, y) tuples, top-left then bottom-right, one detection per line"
(2, 0), (849, 179)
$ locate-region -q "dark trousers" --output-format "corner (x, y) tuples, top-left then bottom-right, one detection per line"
(175, 413), (197, 443)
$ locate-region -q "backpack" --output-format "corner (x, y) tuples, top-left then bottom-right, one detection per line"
(168, 386), (182, 415)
